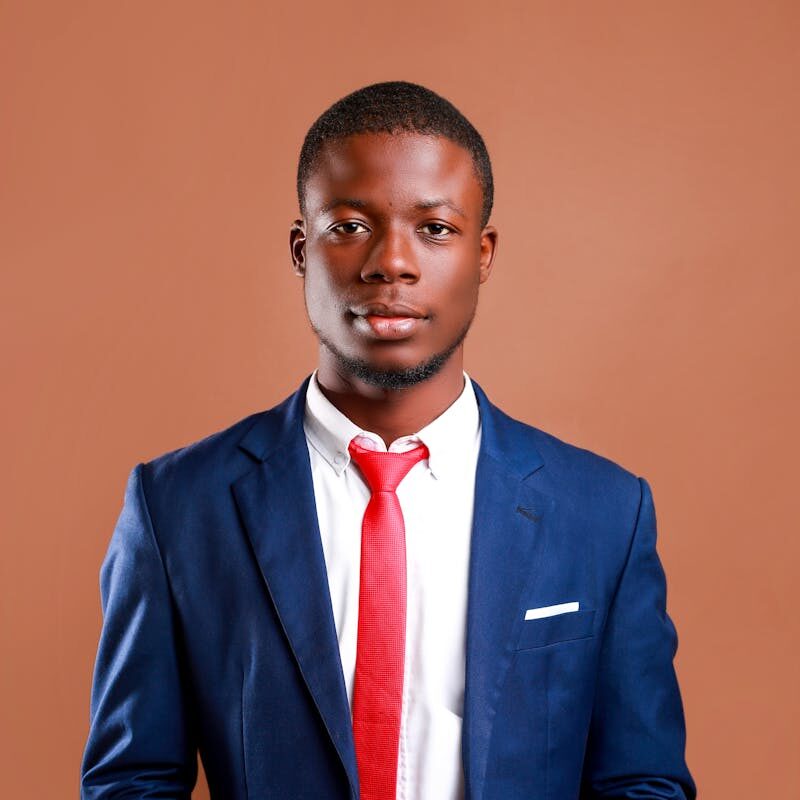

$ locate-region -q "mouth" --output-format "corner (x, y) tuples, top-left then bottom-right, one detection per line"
(350, 302), (427, 341)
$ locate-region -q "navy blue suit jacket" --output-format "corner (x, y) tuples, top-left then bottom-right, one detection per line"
(81, 376), (695, 799)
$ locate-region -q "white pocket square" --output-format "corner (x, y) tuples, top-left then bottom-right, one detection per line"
(524, 601), (580, 620)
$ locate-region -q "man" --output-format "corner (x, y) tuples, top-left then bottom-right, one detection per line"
(81, 81), (695, 799)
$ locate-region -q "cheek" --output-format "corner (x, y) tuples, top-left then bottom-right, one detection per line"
(426, 255), (482, 312)
(303, 246), (343, 308)
(303, 270), (340, 325)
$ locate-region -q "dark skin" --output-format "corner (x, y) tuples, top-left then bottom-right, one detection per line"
(290, 131), (498, 446)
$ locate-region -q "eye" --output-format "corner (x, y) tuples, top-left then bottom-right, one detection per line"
(418, 222), (455, 238)
(330, 221), (370, 235)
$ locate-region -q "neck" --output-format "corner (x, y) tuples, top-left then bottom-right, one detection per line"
(315, 349), (466, 447)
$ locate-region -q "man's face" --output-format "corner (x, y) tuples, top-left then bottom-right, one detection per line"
(290, 131), (497, 387)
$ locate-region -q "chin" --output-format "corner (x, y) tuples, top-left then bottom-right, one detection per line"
(347, 354), (448, 390)
(314, 319), (471, 391)
(322, 341), (451, 390)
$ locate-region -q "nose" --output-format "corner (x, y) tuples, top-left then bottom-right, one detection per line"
(360, 226), (420, 284)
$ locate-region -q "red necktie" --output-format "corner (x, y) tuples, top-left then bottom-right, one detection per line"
(347, 436), (429, 800)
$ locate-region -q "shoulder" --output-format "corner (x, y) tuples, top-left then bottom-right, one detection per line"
(136, 379), (307, 505)
(141, 409), (264, 485)
(527, 413), (637, 488)
(475, 381), (645, 524)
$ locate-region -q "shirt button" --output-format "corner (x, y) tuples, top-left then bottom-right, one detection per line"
(334, 453), (346, 465)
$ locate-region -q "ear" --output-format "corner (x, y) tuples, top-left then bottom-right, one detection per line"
(478, 225), (498, 284)
(289, 219), (306, 277)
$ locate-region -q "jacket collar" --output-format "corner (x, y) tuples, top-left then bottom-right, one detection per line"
(237, 373), (544, 479)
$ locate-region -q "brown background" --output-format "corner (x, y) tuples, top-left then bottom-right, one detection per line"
(2, 1), (798, 797)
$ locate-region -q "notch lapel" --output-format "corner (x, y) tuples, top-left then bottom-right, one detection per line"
(231, 380), (358, 797)
(462, 382), (553, 800)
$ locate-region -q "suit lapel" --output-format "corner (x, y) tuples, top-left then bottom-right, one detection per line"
(231, 379), (358, 796)
(462, 382), (553, 799)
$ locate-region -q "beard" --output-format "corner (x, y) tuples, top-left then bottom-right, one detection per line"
(311, 310), (476, 390)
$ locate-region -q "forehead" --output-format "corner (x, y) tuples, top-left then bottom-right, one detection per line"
(304, 132), (483, 216)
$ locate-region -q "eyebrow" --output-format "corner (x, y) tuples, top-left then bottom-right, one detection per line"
(318, 196), (467, 219)
(319, 197), (368, 215)
(413, 198), (467, 219)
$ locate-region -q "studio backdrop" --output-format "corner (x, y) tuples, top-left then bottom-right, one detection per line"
(2, 2), (798, 798)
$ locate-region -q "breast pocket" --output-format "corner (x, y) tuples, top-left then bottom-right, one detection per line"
(515, 608), (597, 651)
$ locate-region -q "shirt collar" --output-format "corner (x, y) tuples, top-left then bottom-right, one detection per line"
(303, 369), (480, 479)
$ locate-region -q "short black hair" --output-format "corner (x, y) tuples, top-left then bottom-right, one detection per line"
(297, 81), (494, 226)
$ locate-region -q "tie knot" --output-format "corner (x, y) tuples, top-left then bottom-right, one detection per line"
(348, 437), (429, 494)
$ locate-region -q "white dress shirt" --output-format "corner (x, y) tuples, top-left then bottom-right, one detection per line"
(303, 370), (481, 800)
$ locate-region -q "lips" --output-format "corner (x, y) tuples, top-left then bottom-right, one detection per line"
(350, 302), (427, 340)
(351, 302), (426, 319)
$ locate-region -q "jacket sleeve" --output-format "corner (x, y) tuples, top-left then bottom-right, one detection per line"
(80, 464), (198, 799)
(580, 477), (696, 800)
